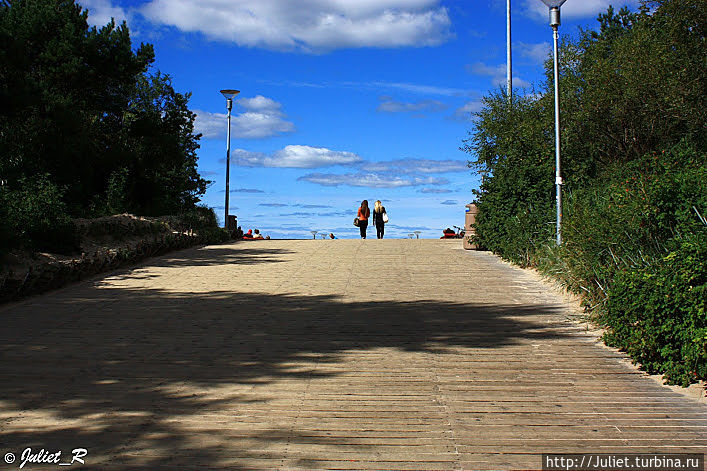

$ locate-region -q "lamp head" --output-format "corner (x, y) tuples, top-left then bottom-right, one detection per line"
(540, 0), (567, 7)
(540, 0), (567, 27)
(220, 89), (240, 99)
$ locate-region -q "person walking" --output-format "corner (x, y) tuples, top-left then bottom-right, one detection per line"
(372, 200), (387, 239)
(357, 200), (370, 239)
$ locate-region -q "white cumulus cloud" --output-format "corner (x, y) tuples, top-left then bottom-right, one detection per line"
(231, 146), (362, 168)
(272, 145), (362, 168)
(298, 173), (448, 188)
(138, 0), (452, 52)
(194, 95), (294, 139)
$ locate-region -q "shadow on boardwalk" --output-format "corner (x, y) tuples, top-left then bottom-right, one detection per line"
(0, 251), (571, 469)
(144, 246), (296, 268)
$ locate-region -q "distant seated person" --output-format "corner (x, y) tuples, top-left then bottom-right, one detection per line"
(329, 233), (336, 239)
(243, 229), (254, 239)
(442, 227), (456, 239)
(253, 229), (264, 239)
(265, 235), (271, 240)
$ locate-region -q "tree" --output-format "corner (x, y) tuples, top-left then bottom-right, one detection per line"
(115, 72), (208, 215)
(563, 2), (706, 166)
(0, 0), (209, 252)
(0, 1), (154, 205)
(461, 90), (556, 265)
(463, 0), (706, 260)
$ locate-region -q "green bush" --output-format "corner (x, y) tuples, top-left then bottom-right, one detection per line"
(162, 205), (220, 233)
(191, 205), (219, 228)
(602, 234), (706, 386)
(105, 167), (130, 215)
(536, 142), (706, 385)
(79, 216), (167, 240)
(1, 174), (78, 254)
(542, 142), (707, 310)
(198, 226), (231, 244)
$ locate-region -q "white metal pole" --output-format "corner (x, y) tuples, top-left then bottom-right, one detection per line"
(552, 19), (562, 245)
(507, 0), (512, 101)
(225, 98), (232, 229)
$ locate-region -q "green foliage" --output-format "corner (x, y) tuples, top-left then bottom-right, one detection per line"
(602, 234), (707, 386)
(0, 0), (210, 254)
(116, 72), (208, 216)
(0, 0), (154, 195)
(463, 0), (707, 384)
(462, 90), (555, 266)
(561, 2), (706, 167)
(78, 215), (167, 240)
(192, 205), (219, 229)
(0, 174), (77, 253)
(197, 226), (231, 244)
(105, 167), (130, 214)
(540, 142), (707, 310)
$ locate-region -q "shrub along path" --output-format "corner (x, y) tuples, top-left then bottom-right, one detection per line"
(0, 239), (704, 470)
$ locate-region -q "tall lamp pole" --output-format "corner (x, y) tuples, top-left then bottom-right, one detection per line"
(507, 0), (512, 102)
(220, 89), (240, 229)
(540, 0), (568, 245)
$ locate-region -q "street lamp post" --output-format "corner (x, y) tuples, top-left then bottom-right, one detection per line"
(507, 0), (512, 102)
(540, 0), (568, 245)
(220, 89), (240, 229)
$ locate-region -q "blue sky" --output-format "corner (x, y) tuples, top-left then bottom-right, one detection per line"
(79, 0), (639, 239)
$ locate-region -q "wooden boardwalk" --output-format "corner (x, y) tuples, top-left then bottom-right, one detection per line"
(0, 239), (705, 470)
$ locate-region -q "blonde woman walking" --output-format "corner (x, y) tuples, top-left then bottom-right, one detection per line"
(372, 200), (387, 239)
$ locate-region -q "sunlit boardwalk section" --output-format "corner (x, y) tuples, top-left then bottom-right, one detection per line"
(1, 239), (705, 470)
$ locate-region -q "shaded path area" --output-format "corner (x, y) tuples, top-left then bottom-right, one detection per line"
(1, 240), (705, 470)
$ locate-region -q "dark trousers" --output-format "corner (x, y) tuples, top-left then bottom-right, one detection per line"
(359, 220), (368, 238)
(376, 223), (384, 239)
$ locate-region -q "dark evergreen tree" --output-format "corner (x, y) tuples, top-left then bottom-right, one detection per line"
(0, 0), (209, 252)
